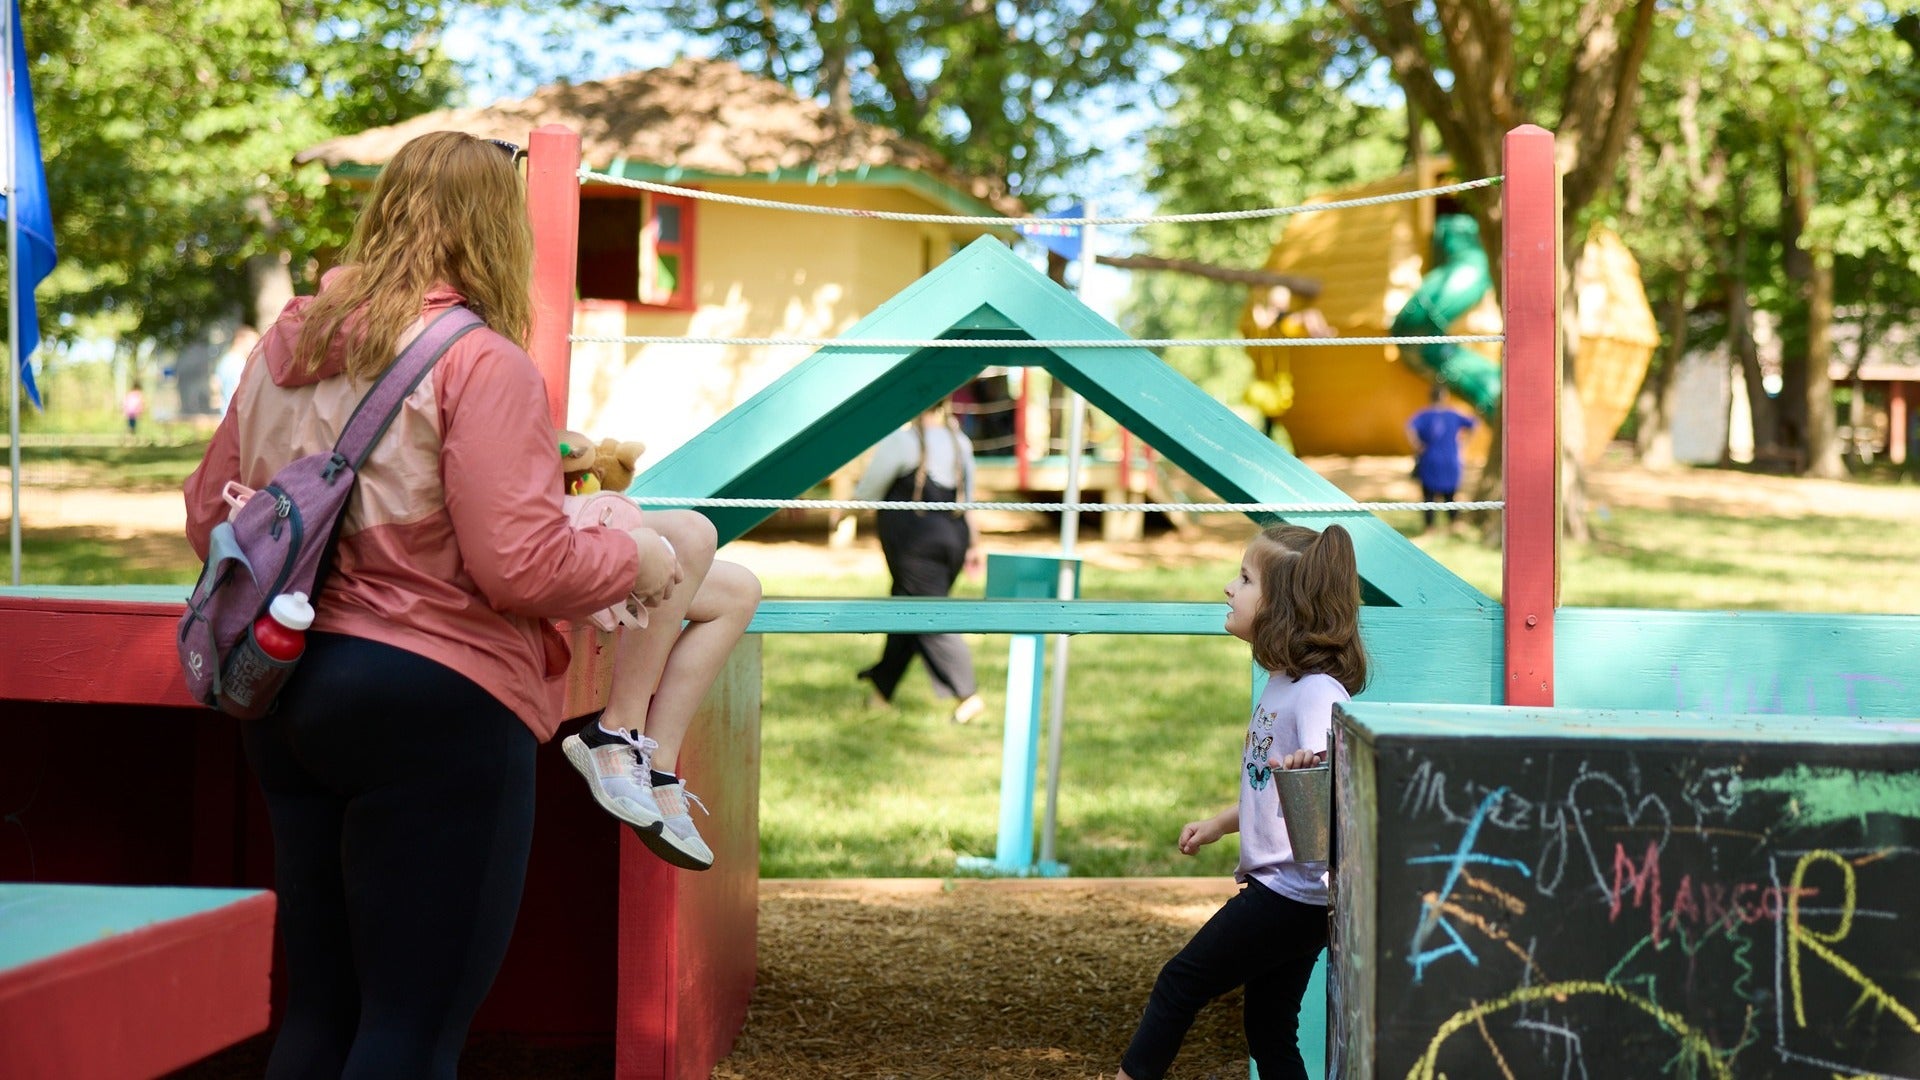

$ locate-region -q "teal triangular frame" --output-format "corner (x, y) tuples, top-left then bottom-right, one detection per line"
(630, 237), (1490, 608)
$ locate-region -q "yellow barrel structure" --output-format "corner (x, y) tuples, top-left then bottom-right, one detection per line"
(1241, 165), (1656, 463)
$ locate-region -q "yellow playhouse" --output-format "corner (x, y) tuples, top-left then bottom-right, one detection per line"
(1240, 162), (1658, 462)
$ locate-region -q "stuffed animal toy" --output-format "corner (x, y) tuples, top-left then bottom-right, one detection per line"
(558, 431), (647, 496)
(558, 431), (653, 631)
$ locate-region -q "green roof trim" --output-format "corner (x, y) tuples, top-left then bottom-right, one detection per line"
(323, 159), (1013, 223)
(601, 161), (1010, 221)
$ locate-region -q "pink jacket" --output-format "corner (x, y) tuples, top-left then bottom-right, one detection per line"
(184, 282), (638, 740)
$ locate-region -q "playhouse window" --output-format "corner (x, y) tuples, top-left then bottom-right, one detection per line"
(575, 191), (696, 310)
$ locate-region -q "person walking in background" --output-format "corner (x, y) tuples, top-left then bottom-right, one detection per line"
(1113, 523), (1368, 1080)
(855, 399), (986, 724)
(183, 132), (680, 1080)
(122, 382), (145, 437)
(1406, 384), (1478, 533)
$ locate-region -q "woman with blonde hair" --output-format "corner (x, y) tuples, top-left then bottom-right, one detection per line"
(185, 131), (684, 1078)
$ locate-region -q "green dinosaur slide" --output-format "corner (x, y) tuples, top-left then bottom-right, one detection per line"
(1388, 212), (1502, 416)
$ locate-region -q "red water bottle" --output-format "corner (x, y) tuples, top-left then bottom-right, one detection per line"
(217, 592), (314, 720)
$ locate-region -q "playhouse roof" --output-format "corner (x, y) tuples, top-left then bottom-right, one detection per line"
(295, 57), (1023, 217)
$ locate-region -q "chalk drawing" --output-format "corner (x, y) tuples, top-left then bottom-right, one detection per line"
(1786, 850), (1920, 1033)
(1404, 981), (1731, 1080)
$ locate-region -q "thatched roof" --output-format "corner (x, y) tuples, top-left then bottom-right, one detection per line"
(296, 57), (1022, 215)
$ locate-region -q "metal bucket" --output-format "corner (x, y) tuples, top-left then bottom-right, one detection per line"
(1273, 765), (1332, 862)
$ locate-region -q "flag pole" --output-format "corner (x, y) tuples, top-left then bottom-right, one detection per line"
(4, 0), (22, 586)
(1037, 200), (1095, 868)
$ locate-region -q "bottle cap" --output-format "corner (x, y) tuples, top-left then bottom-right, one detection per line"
(270, 592), (316, 631)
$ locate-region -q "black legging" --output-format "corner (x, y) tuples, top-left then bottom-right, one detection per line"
(243, 632), (537, 1080)
(1119, 879), (1327, 1080)
(860, 475), (977, 701)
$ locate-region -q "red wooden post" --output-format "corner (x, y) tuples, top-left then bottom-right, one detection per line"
(1501, 125), (1560, 707)
(1891, 381), (1910, 466)
(527, 124), (582, 428)
(1118, 428), (1133, 493)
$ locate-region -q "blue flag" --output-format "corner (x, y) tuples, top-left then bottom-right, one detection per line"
(1017, 203), (1084, 263)
(4, 0), (56, 409)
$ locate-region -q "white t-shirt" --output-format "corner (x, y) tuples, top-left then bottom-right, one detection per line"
(1236, 671), (1348, 905)
(854, 422), (974, 500)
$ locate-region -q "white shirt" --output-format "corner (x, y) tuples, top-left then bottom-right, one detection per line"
(854, 421), (975, 501)
(1236, 671), (1348, 905)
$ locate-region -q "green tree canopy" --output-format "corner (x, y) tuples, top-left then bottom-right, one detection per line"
(25, 0), (466, 347)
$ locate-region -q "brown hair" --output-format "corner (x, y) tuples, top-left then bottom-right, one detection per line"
(1246, 523), (1368, 694)
(293, 131), (533, 380)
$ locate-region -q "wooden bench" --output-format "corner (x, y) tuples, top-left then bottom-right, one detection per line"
(0, 883), (275, 1080)
(0, 588), (758, 1080)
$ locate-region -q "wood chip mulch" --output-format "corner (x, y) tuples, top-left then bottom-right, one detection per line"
(713, 878), (1253, 1080)
(170, 878), (1258, 1079)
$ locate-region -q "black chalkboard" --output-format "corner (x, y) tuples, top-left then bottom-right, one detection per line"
(1350, 736), (1920, 1079)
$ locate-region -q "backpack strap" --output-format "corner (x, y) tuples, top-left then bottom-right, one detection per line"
(328, 306), (487, 475)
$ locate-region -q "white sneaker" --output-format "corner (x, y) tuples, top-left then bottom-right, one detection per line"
(561, 726), (714, 871)
(562, 728), (665, 833)
(645, 779), (714, 872)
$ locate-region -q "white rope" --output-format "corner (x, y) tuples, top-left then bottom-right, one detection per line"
(569, 334), (1504, 348)
(575, 170), (1503, 228)
(631, 496), (1504, 514)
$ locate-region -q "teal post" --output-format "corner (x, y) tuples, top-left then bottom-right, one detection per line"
(956, 553), (1079, 877)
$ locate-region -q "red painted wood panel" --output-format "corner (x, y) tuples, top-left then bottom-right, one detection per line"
(0, 598), (760, 1077)
(528, 124), (583, 428)
(0, 892), (276, 1080)
(616, 643), (760, 1080)
(1500, 125), (1560, 707)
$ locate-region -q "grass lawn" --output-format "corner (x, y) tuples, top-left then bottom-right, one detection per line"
(8, 443), (1916, 877)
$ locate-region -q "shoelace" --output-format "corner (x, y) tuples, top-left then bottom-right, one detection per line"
(654, 781), (710, 819)
(616, 728), (660, 783)
(613, 729), (707, 816)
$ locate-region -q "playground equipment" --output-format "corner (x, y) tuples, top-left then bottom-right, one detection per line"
(3, 125), (1916, 1079)
(1332, 702), (1920, 1078)
(953, 553), (1081, 878)
(1241, 159), (1659, 460)
(0, 883), (274, 1080)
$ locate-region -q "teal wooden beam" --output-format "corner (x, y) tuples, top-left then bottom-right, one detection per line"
(1556, 607), (1920, 718)
(1336, 699), (1920, 743)
(632, 236), (1487, 608)
(745, 599), (1503, 704)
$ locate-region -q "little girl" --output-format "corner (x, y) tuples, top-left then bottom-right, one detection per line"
(1115, 522), (1368, 1080)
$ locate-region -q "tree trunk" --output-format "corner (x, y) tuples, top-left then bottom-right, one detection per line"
(1802, 253), (1843, 478)
(1635, 288), (1686, 468)
(1778, 130), (1845, 478)
(247, 251), (295, 334)
(244, 195), (295, 333)
(1725, 199), (1771, 462)
(1559, 250), (1590, 542)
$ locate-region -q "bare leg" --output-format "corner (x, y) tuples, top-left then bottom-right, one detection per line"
(598, 511), (718, 768)
(638, 560), (761, 773)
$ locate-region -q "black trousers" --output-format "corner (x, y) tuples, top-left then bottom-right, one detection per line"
(1119, 878), (1328, 1080)
(243, 632), (537, 1080)
(862, 479), (976, 701)
(1420, 486), (1459, 527)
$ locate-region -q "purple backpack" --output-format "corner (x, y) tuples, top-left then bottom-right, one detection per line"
(178, 307), (484, 714)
